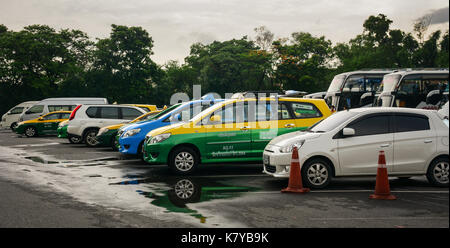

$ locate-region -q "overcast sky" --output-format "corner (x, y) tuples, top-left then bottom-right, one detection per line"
(0, 0), (449, 64)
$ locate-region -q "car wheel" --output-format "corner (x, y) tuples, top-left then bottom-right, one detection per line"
(24, 126), (37, 137)
(84, 129), (99, 147)
(111, 136), (118, 151)
(68, 135), (82, 144)
(426, 157), (449, 187)
(10, 122), (17, 130)
(168, 146), (199, 175)
(302, 158), (332, 189)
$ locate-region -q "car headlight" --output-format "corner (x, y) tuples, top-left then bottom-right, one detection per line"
(123, 128), (141, 138)
(149, 133), (171, 144)
(279, 140), (305, 153)
(97, 127), (109, 136)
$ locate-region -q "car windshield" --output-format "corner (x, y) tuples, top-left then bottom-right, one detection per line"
(309, 111), (359, 132)
(377, 74), (401, 93)
(327, 75), (346, 92)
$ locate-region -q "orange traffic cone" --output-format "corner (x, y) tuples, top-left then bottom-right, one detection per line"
(281, 146), (310, 194)
(369, 151), (396, 200)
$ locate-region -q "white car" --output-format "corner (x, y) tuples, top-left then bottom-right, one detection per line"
(263, 107), (449, 188)
(1, 101), (37, 129)
(67, 104), (146, 147)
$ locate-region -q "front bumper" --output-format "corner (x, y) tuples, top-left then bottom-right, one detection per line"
(96, 129), (117, 146)
(118, 133), (144, 155)
(262, 145), (292, 178)
(142, 142), (170, 164)
(57, 126), (68, 138)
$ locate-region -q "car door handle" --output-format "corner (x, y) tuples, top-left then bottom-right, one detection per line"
(380, 144), (390, 148)
(285, 123), (295, 128)
(424, 140), (433, 143)
(240, 126), (250, 131)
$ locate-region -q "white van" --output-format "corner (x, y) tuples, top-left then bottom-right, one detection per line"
(1, 101), (38, 129)
(19, 98), (108, 122)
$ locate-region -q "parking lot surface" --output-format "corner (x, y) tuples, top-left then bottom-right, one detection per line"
(0, 130), (448, 228)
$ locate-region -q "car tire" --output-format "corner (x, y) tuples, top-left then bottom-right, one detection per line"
(84, 129), (99, 147)
(301, 158), (332, 189)
(426, 157), (449, 187)
(10, 122), (17, 130)
(24, 126), (37, 137)
(68, 135), (82, 144)
(168, 146), (199, 175)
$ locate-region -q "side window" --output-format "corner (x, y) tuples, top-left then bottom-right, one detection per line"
(27, 105), (44, 114)
(100, 107), (119, 119)
(393, 115), (430, 133)
(59, 113), (70, 119)
(43, 113), (59, 120)
(121, 108), (142, 120)
(278, 103), (292, 120)
(343, 75), (365, 92)
(207, 103), (248, 124)
(421, 74), (449, 93)
(9, 107), (24, 114)
(365, 76), (383, 92)
(86, 107), (98, 118)
(290, 102), (322, 118)
(48, 105), (76, 112)
(346, 115), (391, 136)
(398, 75), (421, 95)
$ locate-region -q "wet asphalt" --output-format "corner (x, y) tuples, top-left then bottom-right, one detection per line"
(0, 129), (448, 228)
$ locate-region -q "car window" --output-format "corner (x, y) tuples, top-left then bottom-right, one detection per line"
(168, 103), (212, 122)
(9, 107), (24, 114)
(122, 108), (143, 120)
(393, 114), (430, 133)
(59, 113), (70, 119)
(48, 105), (76, 112)
(290, 102), (322, 118)
(100, 107), (119, 119)
(86, 107), (98, 118)
(347, 115), (391, 136)
(43, 113), (60, 120)
(311, 111), (358, 132)
(27, 105), (44, 114)
(343, 75), (365, 92)
(139, 107), (150, 112)
(207, 103), (248, 124)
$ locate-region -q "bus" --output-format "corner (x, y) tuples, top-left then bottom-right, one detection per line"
(375, 69), (449, 109)
(324, 70), (394, 111)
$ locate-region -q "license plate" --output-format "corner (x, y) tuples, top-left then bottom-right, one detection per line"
(263, 155), (270, 165)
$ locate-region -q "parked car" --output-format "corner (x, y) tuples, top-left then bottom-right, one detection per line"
(19, 97), (108, 122)
(263, 107), (449, 188)
(67, 104), (146, 147)
(324, 70), (394, 111)
(118, 99), (223, 156)
(14, 111), (72, 137)
(1, 101), (38, 130)
(142, 96), (332, 174)
(96, 109), (162, 150)
(375, 69), (449, 109)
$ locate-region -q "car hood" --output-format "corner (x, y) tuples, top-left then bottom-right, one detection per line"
(268, 131), (322, 147)
(147, 121), (188, 137)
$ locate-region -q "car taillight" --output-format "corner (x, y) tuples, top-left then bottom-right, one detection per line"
(69, 105), (82, 120)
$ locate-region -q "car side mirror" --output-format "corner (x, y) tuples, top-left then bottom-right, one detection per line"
(209, 115), (221, 123)
(342, 128), (355, 137)
(38, 117), (44, 121)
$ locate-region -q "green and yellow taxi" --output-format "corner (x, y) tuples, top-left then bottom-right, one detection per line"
(57, 120), (83, 144)
(96, 109), (163, 150)
(122, 104), (159, 112)
(142, 97), (332, 174)
(15, 111), (72, 137)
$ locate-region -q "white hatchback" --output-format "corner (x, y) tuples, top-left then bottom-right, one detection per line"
(263, 107), (449, 188)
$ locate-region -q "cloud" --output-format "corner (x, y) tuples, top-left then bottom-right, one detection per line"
(430, 7), (450, 25)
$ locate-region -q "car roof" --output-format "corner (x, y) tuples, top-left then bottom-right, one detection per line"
(336, 70), (394, 77)
(346, 107), (437, 116)
(386, 69), (449, 77)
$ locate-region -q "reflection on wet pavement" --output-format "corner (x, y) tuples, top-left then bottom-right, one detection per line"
(111, 176), (259, 225)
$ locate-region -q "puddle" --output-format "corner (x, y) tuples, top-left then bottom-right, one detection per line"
(24, 156), (59, 164)
(111, 176), (259, 225)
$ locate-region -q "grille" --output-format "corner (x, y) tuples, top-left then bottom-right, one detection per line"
(265, 165), (276, 173)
